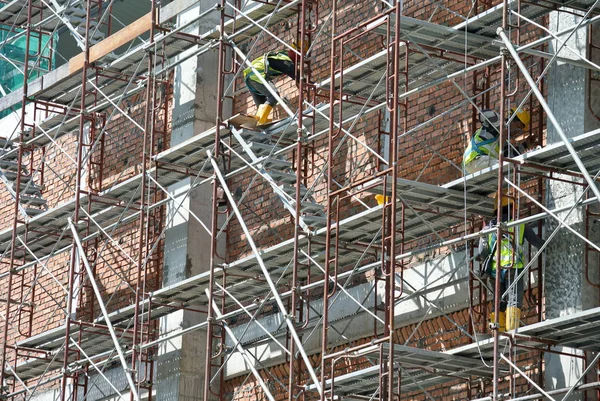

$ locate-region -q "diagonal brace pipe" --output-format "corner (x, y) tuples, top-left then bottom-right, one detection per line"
(497, 28), (600, 203)
(207, 150), (322, 396)
(500, 353), (556, 401)
(206, 289), (277, 401)
(68, 218), (140, 401)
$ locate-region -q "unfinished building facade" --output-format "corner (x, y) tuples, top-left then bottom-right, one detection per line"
(0, 0), (599, 401)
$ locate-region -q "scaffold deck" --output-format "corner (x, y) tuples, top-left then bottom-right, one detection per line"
(455, 0), (600, 37)
(310, 306), (600, 397)
(309, 342), (495, 396)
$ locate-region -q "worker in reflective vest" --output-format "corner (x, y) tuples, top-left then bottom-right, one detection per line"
(463, 108), (530, 175)
(243, 40), (308, 126)
(478, 194), (545, 331)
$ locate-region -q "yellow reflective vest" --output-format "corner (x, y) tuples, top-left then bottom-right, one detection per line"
(243, 52), (293, 83)
(463, 127), (500, 166)
(488, 223), (525, 276)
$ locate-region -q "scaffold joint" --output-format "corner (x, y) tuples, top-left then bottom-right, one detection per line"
(215, 3), (225, 11)
(297, 127), (308, 141)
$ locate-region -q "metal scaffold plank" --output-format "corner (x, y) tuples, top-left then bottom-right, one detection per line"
(308, 343), (495, 397)
(0, 0), (67, 30)
(202, 0), (300, 42)
(372, 15), (498, 60)
(454, 0), (600, 38)
(453, 306), (600, 360)
(309, 306), (600, 398)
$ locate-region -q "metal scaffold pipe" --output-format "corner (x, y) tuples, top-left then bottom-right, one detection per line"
(68, 219), (141, 401)
(206, 290), (277, 401)
(497, 27), (600, 203)
(207, 150), (323, 397)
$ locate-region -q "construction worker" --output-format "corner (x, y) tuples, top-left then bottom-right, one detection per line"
(478, 194), (545, 331)
(243, 41), (308, 126)
(463, 108), (530, 174)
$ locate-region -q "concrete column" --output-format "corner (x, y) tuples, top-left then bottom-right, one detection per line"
(156, 3), (229, 400)
(544, 10), (600, 400)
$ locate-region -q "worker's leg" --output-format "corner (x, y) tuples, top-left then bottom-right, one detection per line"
(245, 78), (268, 107)
(506, 269), (524, 330)
(489, 273), (507, 332)
(245, 79), (276, 125)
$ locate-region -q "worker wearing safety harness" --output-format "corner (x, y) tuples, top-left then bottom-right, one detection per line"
(243, 41), (308, 126)
(463, 108), (530, 175)
(477, 194), (545, 332)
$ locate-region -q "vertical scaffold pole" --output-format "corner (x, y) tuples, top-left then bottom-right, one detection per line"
(289, 0), (309, 399)
(0, 0), (34, 393)
(61, 1), (94, 399)
(131, 0), (157, 399)
(383, 2), (401, 399)
(492, 2), (509, 399)
(204, 0), (227, 400)
(321, 0), (339, 398)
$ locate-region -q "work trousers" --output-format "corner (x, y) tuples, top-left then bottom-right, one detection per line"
(245, 77), (278, 107)
(491, 268), (524, 312)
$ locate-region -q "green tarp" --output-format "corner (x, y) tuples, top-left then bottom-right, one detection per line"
(0, 26), (57, 118)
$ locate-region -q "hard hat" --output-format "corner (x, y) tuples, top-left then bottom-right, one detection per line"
(291, 39), (310, 54)
(493, 191), (514, 208)
(510, 107), (530, 131)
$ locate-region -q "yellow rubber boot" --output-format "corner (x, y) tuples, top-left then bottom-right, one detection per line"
(506, 307), (521, 331)
(498, 311), (506, 332)
(255, 104), (273, 126)
(489, 312), (506, 332)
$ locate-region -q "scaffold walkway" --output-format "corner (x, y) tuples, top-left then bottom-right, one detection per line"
(308, 306), (600, 398)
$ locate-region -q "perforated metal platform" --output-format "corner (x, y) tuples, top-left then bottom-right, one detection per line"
(203, 0), (300, 42)
(455, 0), (600, 38)
(0, 0), (80, 30)
(454, 306), (600, 360)
(308, 342), (494, 396)
(309, 306), (600, 398)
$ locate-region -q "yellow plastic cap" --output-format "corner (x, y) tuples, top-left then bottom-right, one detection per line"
(375, 194), (390, 205)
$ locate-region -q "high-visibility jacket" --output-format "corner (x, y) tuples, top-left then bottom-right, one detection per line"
(243, 51), (293, 83)
(488, 223), (525, 277)
(463, 126), (500, 166)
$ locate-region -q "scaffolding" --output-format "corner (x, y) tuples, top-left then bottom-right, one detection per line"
(0, 0), (599, 401)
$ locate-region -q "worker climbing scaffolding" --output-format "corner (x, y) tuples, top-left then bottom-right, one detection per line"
(478, 193), (545, 331)
(243, 40), (309, 126)
(463, 107), (530, 174)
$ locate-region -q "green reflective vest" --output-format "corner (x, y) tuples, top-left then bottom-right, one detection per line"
(243, 52), (292, 83)
(463, 127), (500, 166)
(488, 223), (525, 276)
